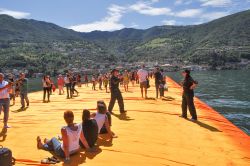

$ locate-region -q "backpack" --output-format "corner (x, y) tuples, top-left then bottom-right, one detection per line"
(0, 145), (15, 166)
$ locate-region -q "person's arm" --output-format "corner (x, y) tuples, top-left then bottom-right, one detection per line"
(80, 131), (90, 149)
(0, 83), (11, 92)
(104, 117), (114, 138)
(90, 113), (96, 118)
(190, 79), (198, 90)
(61, 128), (70, 162)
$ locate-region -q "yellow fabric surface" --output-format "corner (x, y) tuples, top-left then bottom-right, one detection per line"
(1, 77), (249, 166)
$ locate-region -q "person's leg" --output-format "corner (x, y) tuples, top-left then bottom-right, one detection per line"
(66, 85), (69, 98)
(24, 93), (29, 107)
(117, 90), (125, 113)
(69, 84), (73, 98)
(145, 87), (148, 98)
(20, 93), (25, 108)
(108, 91), (116, 112)
(43, 137), (65, 158)
(43, 88), (46, 101)
(186, 95), (197, 120)
(155, 83), (159, 98)
(2, 99), (10, 127)
(47, 88), (50, 101)
(140, 88), (143, 98)
(181, 94), (188, 118)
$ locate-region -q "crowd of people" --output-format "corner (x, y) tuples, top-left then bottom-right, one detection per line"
(0, 65), (198, 164)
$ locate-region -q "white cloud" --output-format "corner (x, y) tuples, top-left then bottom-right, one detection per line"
(175, 0), (193, 5)
(69, 1), (174, 32)
(201, 11), (228, 20)
(129, 22), (139, 28)
(162, 20), (177, 25)
(69, 4), (126, 32)
(200, 0), (232, 7)
(175, 0), (183, 5)
(0, 8), (30, 19)
(129, 1), (173, 16)
(176, 9), (203, 17)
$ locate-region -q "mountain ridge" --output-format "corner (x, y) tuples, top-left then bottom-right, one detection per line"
(0, 9), (250, 73)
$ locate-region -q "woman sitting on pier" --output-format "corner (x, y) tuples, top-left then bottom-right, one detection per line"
(36, 110), (90, 163)
(92, 101), (115, 138)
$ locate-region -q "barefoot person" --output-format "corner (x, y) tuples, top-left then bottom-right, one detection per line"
(42, 75), (51, 102)
(154, 67), (163, 99)
(57, 74), (64, 95)
(37, 110), (90, 164)
(123, 70), (129, 92)
(93, 101), (115, 137)
(80, 109), (98, 148)
(180, 70), (198, 121)
(137, 65), (149, 98)
(108, 69), (125, 114)
(0, 73), (11, 128)
(19, 73), (29, 109)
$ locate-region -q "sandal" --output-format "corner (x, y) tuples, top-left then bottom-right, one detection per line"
(41, 158), (56, 164)
(49, 156), (60, 163)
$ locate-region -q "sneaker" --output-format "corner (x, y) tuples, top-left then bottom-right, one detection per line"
(190, 118), (197, 121)
(4, 125), (11, 128)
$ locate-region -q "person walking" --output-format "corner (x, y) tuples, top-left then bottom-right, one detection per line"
(57, 74), (64, 95)
(19, 73), (29, 109)
(137, 65), (149, 98)
(64, 74), (72, 99)
(108, 69), (125, 114)
(84, 74), (88, 87)
(180, 70), (198, 121)
(123, 70), (129, 92)
(42, 75), (51, 102)
(71, 75), (79, 96)
(91, 75), (96, 90)
(0, 73), (11, 128)
(154, 67), (163, 99)
(98, 74), (103, 90)
(103, 74), (109, 93)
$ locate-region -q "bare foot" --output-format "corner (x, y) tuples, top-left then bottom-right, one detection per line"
(37, 136), (43, 149)
(44, 138), (50, 144)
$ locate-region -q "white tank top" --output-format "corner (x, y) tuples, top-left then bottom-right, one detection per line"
(61, 124), (82, 154)
(94, 113), (107, 133)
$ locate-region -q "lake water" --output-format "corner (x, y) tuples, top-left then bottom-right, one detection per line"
(166, 70), (250, 135)
(26, 70), (250, 135)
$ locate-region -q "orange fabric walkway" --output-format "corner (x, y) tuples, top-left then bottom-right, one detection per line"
(1, 77), (250, 166)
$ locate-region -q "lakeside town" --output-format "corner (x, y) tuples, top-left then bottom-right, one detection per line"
(1, 59), (250, 78)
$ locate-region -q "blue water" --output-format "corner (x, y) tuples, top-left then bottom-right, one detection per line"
(166, 70), (250, 135)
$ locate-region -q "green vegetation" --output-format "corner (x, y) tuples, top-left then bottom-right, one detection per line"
(0, 9), (250, 73)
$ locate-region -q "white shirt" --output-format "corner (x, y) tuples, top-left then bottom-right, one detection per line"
(64, 77), (70, 84)
(61, 124), (82, 154)
(94, 112), (107, 133)
(0, 80), (10, 99)
(137, 69), (148, 83)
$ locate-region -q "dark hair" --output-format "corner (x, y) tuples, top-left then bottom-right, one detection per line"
(82, 109), (90, 122)
(97, 103), (107, 114)
(183, 70), (191, 79)
(64, 110), (74, 124)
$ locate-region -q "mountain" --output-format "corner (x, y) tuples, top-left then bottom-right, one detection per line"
(82, 10), (250, 65)
(0, 14), (83, 42)
(0, 9), (250, 74)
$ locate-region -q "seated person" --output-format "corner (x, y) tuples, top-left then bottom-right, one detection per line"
(91, 101), (115, 138)
(80, 109), (98, 148)
(37, 110), (90, 163)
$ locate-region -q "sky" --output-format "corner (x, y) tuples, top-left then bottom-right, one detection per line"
(0, 0), (250, 32)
